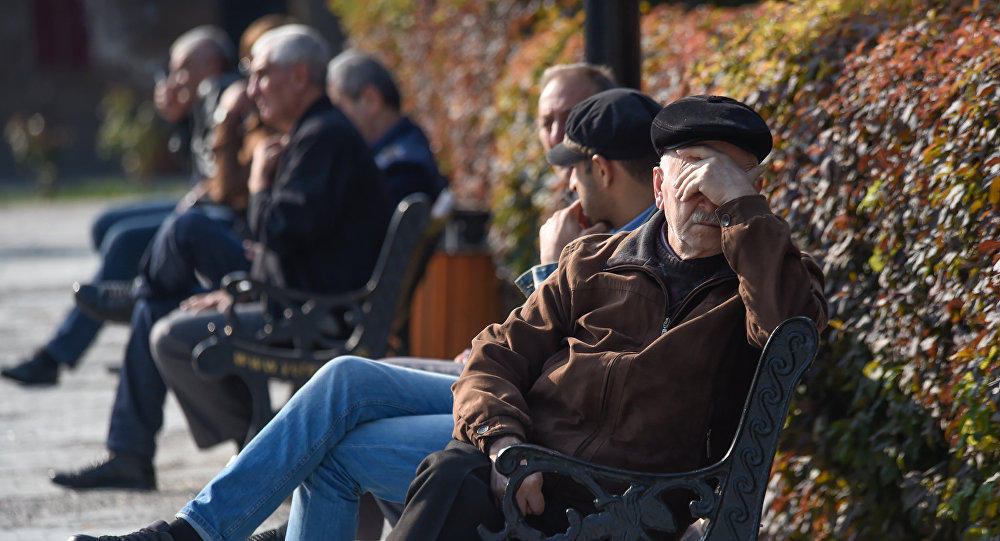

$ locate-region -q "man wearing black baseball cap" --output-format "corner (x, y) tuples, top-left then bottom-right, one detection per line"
(516, 87), (661, 296)
(389, 94), (827, 540)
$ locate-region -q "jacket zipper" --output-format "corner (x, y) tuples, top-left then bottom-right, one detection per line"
(606, 264), (736, 333)
(571, 267), (737, 459)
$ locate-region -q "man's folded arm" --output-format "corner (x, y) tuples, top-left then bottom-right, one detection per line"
(718, 194), (829, 348)
(452, 245), (577, 454)
(249, 126), (353, 255)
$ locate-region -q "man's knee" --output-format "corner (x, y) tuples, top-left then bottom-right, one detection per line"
(150, 311), (197, 373)
(415, 441), (490, 481)
(311, 355), (381, 386)
(100, 220), (157, 259)
(169, 210), (214, 250)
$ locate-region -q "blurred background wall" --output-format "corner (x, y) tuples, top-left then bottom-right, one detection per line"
(0, 0), (343, 184)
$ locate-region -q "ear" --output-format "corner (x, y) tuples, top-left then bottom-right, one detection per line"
(591, 154), (613, 188)
(290, 63), (312, 91)
(359, 85), (384, 114)
(652, 166), (666, 210)
(747, 163), (766, 192)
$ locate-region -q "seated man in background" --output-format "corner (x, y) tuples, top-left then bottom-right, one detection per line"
(148, 48), (454, 459)
(387, 95), (829, 540)
(68, 85), (662, 541)
(327, 49), (448, 206)
(1, 25), (237, 385)
(53, 24), (391, 492)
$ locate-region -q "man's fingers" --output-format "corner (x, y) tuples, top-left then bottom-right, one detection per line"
(675, 170), (702, 202)
(516, 472), (545, 515)
(670, 163), (700, 189)
(565, 198), (583, 215)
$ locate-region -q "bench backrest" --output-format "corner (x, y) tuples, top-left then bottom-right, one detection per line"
(342, 193), (431, 358)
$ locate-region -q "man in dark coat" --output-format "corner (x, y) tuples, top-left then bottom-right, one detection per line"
(51, 24), (390, 491)
(327, 49), (447, 207)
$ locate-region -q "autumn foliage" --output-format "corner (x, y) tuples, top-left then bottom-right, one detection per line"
(331, 0), (1000, 537)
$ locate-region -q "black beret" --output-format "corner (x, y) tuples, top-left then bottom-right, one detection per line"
(650, 95), (772, 163)
(547, 88), (662, 167)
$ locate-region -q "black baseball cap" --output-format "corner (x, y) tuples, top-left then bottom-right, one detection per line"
(650, 95), (772, 163)
(547, 88), (662, 167)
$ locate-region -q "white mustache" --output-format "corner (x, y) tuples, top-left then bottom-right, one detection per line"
(690, 210), (719, 226)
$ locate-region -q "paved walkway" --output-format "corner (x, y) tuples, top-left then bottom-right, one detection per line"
(0, 199), (289, 540)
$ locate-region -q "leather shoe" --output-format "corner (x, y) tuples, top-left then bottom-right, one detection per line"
(69, 520), (173, 540)
(74, 280), (137, 324)
(1, 349), (59, 386)
(51, 452), (156, 490)
(248, 523), (286, 541)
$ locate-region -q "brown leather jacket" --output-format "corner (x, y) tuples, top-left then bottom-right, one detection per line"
(453, 195), (828, 474)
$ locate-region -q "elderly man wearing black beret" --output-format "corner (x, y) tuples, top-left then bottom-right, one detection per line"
(387, 95), (829, 540)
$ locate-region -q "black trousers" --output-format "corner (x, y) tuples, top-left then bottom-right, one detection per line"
(389, 440), (592, 541)
(389, 440), (693, 541)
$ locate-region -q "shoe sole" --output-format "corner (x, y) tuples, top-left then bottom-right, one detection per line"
(0, 373), (58, 386)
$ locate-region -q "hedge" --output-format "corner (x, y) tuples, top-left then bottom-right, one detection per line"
(330, 0), (1000, 537)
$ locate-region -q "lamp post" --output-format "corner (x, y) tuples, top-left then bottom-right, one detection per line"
(583, 0), (641, 90)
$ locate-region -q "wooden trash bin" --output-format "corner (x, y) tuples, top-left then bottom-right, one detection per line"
(407, 251), (505, 360)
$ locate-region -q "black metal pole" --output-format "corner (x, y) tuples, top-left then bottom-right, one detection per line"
(583, 0), (641, 90)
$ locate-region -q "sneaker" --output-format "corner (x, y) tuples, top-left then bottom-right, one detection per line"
(74, 280), (137, 323)
(51, 452), (156, 490)
(69, 520), (173, 540)
(1, 349), (59, 386)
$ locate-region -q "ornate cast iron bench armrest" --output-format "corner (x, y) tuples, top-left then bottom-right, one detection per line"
(215, 270), (372, 352)
(480, 317), (820, 541)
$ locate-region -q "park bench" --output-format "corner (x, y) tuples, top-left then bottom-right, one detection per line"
(480, 316), (819, 541)
(189, 193), (433, 440)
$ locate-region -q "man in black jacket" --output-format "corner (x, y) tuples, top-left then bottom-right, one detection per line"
(51, 24), (391, 490)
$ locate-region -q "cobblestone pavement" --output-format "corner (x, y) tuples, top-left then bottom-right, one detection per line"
(0, 199), (289, 540)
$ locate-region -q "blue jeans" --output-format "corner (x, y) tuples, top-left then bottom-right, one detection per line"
(44, 200), (176, 366)
(179, 357), (457, 541)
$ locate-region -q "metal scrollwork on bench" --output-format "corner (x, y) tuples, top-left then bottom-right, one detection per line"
(479, 317), (819, 541)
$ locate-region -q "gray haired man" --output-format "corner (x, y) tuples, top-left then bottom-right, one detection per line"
(326, 50), (447, 206)
(55, 24), (392, 496)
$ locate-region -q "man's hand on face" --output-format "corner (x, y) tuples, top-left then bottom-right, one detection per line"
(488, 436), (545, 516)
(539, 200), (610, 265)
(154, 78), (190, 123)
(180, 290), (234, 314)
(670, 145), (764, 206)
(216, 80), (252, 124)
(249, 135), (287, 194)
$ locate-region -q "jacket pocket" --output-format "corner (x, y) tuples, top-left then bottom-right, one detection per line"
(571, 351), (626, 460)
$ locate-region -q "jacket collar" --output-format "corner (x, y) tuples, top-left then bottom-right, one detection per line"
(371, 116), (416, 155)
(606, 209), (666, 269)
(290, 95), (333, 136)
(605, 210), (735, 280)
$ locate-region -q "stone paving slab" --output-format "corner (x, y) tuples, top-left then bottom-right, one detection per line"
(0, 199), (290, 540)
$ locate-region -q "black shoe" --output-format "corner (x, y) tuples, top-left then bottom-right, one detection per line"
(1, 349), (59, 386)
(51, 452), (156, 490)
(74, 280), (137, 323)
(69, 520), (173, 540)
(248, 523), (286, 541)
